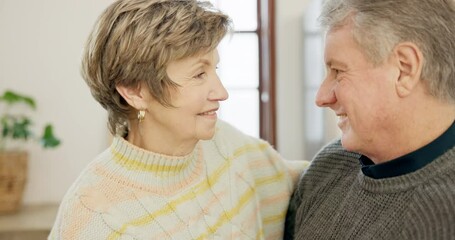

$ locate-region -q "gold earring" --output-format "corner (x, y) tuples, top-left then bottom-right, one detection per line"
(137, 110), (145, 123)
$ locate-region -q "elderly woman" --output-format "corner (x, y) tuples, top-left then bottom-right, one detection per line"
(49, 0), (308, 239)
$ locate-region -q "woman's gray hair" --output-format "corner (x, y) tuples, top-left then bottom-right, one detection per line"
(319, 0), (455, 103)
(81, 0), (231, 136)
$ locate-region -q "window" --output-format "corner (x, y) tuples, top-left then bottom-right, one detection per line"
(302, 0), (340, 159)
(210, 0), (276, 146)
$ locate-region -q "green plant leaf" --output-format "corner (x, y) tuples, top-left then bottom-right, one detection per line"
(0, 90), (60, 151)
(12, 118), (32, 140)
(0, 90), (36, 109)
(40, 124), (61, 148)
(1, 117), (9, 137)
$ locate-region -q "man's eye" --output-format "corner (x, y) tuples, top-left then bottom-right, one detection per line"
(332, 69), (343, 82)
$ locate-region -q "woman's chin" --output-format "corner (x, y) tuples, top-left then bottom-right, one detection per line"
(193, 124), (216, 141)
(198, 131), (216, 140)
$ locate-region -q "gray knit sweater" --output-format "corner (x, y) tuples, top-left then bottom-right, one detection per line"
(289, 140), (455, 240)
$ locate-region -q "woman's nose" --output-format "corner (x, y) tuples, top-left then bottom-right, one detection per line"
(209, 75), (229, 101)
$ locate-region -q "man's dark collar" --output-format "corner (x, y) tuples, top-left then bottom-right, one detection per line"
(359, 120), (455, 179)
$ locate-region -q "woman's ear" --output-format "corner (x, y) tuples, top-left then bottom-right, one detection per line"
(116, 84), (147, 110)
(393, 42), (423, 98)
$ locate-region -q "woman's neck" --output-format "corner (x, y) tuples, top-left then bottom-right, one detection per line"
(126, 123), (198, 156)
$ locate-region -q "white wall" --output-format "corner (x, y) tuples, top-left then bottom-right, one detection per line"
(275, 0), (310, 159)
(0, 0), (315, 205)
(0, 0), (113, 205)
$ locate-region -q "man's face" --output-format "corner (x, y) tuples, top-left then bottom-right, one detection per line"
(315, 23), (401, 159)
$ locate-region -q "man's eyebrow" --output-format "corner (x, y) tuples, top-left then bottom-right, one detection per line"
(326, 59), (348, 69)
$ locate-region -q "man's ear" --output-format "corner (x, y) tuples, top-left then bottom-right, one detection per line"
(393, 42), (423, 97)
(116, 84), (147, 110)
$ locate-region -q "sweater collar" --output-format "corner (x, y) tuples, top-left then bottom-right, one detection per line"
(94, 136), (204, 194)
(110, 136), (200, 174)
(360, 120), (455, 179)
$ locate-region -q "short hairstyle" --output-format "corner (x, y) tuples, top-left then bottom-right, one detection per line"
(319, 0), (455, 103)
(81, 0), (231, 135)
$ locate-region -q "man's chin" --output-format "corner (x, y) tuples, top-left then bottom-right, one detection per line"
(340, 134), (357, 152)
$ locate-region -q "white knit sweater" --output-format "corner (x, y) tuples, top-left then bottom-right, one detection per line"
(49, 120), (309, 239)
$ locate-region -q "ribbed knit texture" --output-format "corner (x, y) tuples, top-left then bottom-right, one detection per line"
(291, 140), (455, 240)
(49, 120), (309, 240)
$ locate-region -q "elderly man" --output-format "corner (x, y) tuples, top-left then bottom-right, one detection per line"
(286, 0), (455, 239)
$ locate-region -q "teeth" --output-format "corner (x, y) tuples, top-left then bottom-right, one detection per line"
(200, 111), (215, 115)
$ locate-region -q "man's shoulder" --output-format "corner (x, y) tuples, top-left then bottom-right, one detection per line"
(415, 161), (455, 200)
(310, 139), (361, 170)
(293, 139), (361, 195)
(412, 147), (455, 200)
(403, 173), (455, 236)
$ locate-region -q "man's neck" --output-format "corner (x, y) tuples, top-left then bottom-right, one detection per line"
(368, 99), (455, 164)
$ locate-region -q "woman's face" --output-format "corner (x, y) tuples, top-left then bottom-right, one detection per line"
(144, 49), (228, 147)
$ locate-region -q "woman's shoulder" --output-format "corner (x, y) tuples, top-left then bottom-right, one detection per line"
(215, 119), (254, 140)
(204, 120), (278, 164)
(213, 119), (269, 151)
(60, 147), (112, 197)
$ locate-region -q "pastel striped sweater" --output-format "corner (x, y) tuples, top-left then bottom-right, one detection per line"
(49, 120), (309, 239)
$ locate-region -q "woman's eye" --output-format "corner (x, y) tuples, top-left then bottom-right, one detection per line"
(195, 72), (206, 79)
